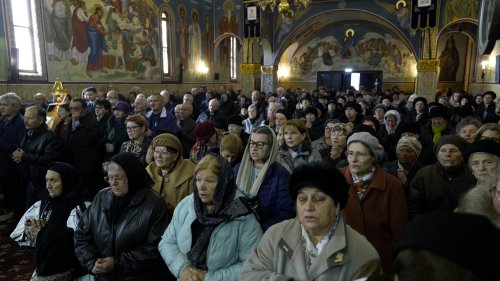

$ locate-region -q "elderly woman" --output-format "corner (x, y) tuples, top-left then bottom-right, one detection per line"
(235, 126), (293, 230)
(277, 119), (322, 173)
(219, 134), (244, 167)
(456, 116), (482, 143)
(104, 101), (132, 159)
(146, 133), (195, 214)
(240, 162), (381, 281)
(190, 121), (219, 164)
(341, 132), (408, 272)
(378, 110), (401, 161)
(11, 162), (90, 280)
(243, 104), (264, 134)
(382, 136), (424, 188)
(120, 114), (151, 166)
(159, 154), (262, 281)
(320, 123), (349, 168)
(311, 119), (339, 152)
(75, 153), (171, 281)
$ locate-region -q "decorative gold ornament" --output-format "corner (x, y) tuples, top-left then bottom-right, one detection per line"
(241, 64), (262, 74)
(257, 0), (311, 19)
(416, 59), (439, 72)
(50, 78), (68, 102)
(261, 65), (277, 75)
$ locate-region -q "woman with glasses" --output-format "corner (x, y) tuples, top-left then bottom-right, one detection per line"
(277, 119), (322, 173)
(75, 152), (173, 281)
(341, 132), (408, 272)
(146, 133), (195, 214)
(311, 119), (339, 152)
(319, 123), (350, 168)
(235, 126), (293, 231)
(159, 154), (262, 281)
(120, 114), (151, 166)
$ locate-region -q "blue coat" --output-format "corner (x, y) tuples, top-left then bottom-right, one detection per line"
(159, 193), (262, 281)
(234, 162), (294, 231)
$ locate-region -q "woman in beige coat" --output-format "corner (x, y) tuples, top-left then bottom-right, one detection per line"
(146, 133), (195, 214)
(239, 162), (381, 281)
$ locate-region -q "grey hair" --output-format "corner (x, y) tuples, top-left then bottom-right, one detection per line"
(102, 161), (126, 176)
(0, 92), (22, 108)
(456, 117), (483, 133)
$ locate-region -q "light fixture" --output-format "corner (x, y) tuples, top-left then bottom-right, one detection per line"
(258, 0), (312, 19)
(345, 68), (353, 73)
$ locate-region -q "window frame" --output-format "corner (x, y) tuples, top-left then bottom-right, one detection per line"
(159, 5), (177, 83)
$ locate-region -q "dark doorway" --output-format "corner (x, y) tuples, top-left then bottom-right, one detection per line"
(317, 71), (383, 92)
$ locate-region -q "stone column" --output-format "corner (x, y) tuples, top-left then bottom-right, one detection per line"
(416, 59), (439, 101)
(241, 63), (261, 94)
(260, 65), (277, 94)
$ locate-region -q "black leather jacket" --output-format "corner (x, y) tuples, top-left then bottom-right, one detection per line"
(74, 187), (171, 281)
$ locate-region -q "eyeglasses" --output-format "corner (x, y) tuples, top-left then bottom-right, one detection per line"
(126, 126), (141, 131)
(345, 151), (371, 160)
(104, 176), (127, 183)
(480, 136), (500, 143)
(249, 141), (268, 149)
(154, 149), (176, 157)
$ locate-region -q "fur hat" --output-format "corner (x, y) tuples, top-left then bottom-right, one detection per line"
(152, 133), (182, 155)
(434, 135), (468, 156)
(396, 212), (500, 281)
(413, 97), (428, 109)
(194, 121), (216, 142)
(397, 136), (422, 157)
(304, 107), (318, 117)
(289, 162), (349, 208)
(397, 122), (421, 136)
(226, 115), (244, 126)
(465, 139), (500, 161)
(347, 132), (384, 162)
(112, 101), (132, 113)
(344, 101), (362, 113)
(428, 105), (448, 119)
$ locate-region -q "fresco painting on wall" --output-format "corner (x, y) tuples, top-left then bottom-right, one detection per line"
(44, 0), (160, 82)
(280, 31), (416, 83)
(437, 32), (467, 82)
(0, 3), (8, 81)
(441, 0), (479, 26)
(212, 0), (240, 82)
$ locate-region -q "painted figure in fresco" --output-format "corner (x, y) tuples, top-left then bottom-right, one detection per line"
(204, 14), (212, 64)
(51, 0), (73, 61)
(340, 30), (356, 59)
(444, 0), (479, 23)
(219, 0), (237, 71)
(71, 0), (89, 65)
(189, 9), (202, 69)
(439, 36), (459, 81)
(43, 0), (56, 60)
(177, 5), (188, 71)
(375, 0), (412, 33)
(86, 5), (108, 77)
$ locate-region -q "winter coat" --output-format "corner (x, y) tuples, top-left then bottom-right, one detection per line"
(239, 215), (381, 281)
(74, 187), (170, 281)
(342, 166), (408, 273)
(0, 113), (25, 177)
(277, 144), (322, 173)
(158, 193), (262, 281)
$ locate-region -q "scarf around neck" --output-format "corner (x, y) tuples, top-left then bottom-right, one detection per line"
(431, 123), (447, 144)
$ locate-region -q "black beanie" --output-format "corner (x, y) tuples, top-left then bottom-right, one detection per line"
(109, 152), (150, 192)
(465, 139), (500, 161)
(396, 212), (500, 281)
(289, 162), (349, 208)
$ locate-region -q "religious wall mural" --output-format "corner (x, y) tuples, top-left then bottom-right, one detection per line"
(43, 0), (160, 82)
(440, 0), (479, 27)
(0, 3), (8, 81)
(279, 26), (416, 83)
(437, 32), (468, 82)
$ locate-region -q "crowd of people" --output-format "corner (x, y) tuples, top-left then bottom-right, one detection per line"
(0, 84), (500, 280)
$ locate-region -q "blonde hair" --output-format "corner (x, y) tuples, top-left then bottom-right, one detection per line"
(195, 154), (219, 176)
(220, 134), (243, 154)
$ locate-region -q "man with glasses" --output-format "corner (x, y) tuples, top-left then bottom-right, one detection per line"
(60, 98), (103, 196)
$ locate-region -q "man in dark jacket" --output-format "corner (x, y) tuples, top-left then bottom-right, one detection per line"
(475, 91), (497, 122)
(0, 92), (26, 221)
(12, 106), (59, 206)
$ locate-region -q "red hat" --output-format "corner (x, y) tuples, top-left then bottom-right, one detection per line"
(194, 121), (216, 142)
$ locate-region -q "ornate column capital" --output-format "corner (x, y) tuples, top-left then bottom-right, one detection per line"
(241, 64), (261, 74)
(416, 59), (439, 72)
(260, 65), (277, 75)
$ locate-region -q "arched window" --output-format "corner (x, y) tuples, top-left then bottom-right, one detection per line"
(230, 36), (237, 80)
(160, 6), (175, 81)
(4, 0), (43, 78)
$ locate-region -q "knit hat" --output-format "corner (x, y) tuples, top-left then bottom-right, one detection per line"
(112, 101), (132, 113)
(347, 132), (384, 162)
(289, 162), (349, 208)
(226, 115), (244, 126)
(194, 121), (216, 142)
(344, 101), (362, 113)
(304, 107), (318, 117)
(465, 139), (500, 161)
(109, 152), (150, 192)
(434, 135), (468, 156)
(372, 104), (387, 113)
(397, 136), (422, 157)
(152, 133), (183, 155)
(396, 212), (500, 281)
(428, 105), (448, 119)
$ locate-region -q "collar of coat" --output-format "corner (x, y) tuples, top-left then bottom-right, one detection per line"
(343, 166), (388, 192)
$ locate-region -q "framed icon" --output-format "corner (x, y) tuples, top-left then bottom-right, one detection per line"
(247, 6), (257, 20)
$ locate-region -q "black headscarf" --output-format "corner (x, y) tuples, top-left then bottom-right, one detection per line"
(187, 153), (251, 270)
(39, 162), (89, 225)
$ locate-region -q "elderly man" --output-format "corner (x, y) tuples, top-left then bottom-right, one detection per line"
(134, 94), (149, 115)
(31, 93), (48, 110)
(476, 91), (497, 122)
(408, 135), (473, 219)
(13, 106), (59, 206)
(0, 93), (26, 221)
(175, 103), (196, 158)
(196, 98), (223, 124)
(146, 93), (177, 137)
(106, 90), (120, 107)
(160, 89), (175, 114)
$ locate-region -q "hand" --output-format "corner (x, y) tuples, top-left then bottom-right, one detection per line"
(25, 219), (45, 237)
(179, 265), (207, 281)
(105, 143), (115, 153)
(92, 257), (114, 274)
(12, 148), (24, 163)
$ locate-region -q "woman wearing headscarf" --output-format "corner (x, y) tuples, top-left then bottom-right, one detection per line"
(190, 121), (219, 164)
(159, 154), (262, 281)
(74, 152), (172, 281)
(240, 162), (381, 281)
(146, 133), (195, 214)
(10, 162), (91, 280)
(341, 132), (408, 272)
(235, 126), (293, 231)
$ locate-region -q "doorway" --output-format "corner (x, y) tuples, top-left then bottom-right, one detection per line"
(317, 71), (383, 92)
